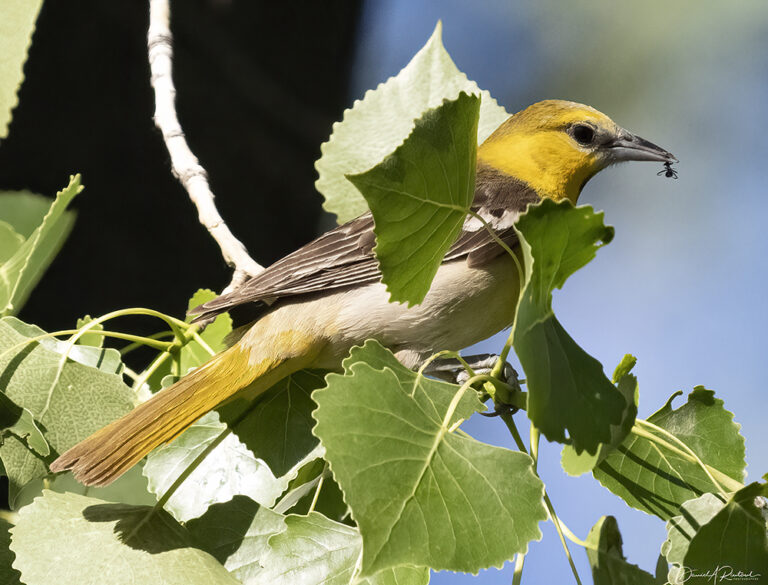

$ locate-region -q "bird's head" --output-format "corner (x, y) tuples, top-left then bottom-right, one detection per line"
(478, 99), (677, 202)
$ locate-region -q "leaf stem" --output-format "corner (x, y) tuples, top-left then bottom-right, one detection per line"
(190, 330), (216, 356)
(65, 307), (190, 347)
(412, 350), (475, 396)
(556, 518), (589, 548)
(530, 425), (540, 471)
(631, 422), (741, 494)
(542, 492), (583, 585)
(120, 331), (175, 355)
(466, 210), (525, 386)
(500, 411), (527, 452)
(467, 210), (524, 281)
(500, 413), (582, 585)
(131, 350), (173, 393)
(512, 552), (526, 585)
(308, 461), (329, 514)
(0, 327), (174, 363)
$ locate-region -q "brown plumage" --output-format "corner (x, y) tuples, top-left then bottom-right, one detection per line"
(190, 163), (539, 322)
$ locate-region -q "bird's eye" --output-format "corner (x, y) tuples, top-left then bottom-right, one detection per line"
(570, 124), (596, 146)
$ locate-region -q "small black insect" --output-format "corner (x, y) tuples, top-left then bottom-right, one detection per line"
(657, 161), (678, 179)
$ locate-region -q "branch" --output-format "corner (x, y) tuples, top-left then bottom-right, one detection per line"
(147, 0), (263, 293)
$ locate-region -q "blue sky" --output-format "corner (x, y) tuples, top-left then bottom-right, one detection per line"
(348, 1), (768, 582)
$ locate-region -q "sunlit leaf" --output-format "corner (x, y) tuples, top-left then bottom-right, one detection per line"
(0, 517), (21, 585)
(0, 0), (43, 137)
(316, 22), (508, 224)
(144, 410), (322, 522)
(313, 340), (545, 575)
(585, 516), (657, 585)
(9, 491), (238, 585)
(75, 315), (104, 348)
(0, 317), (133, 507)
(0, 176), (81, 316)
(260, 513), (362, 585)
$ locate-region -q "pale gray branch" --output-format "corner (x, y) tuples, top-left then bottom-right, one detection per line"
(147, 0), (262, 294)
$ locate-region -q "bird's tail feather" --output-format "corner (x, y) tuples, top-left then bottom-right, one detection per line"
(50, 344), (271, 486)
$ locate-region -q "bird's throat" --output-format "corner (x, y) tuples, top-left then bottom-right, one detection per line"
(478, 133), (600, 203)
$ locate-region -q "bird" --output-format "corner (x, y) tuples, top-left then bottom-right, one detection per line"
(50, 99), (677, 486)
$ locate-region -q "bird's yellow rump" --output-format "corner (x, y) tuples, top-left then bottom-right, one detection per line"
(51, 100), (676, 486)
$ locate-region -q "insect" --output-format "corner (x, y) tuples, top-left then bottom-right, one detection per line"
(657, 161), (678, 179)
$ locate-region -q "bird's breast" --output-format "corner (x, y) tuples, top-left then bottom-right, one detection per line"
(318, 251), (523, 368)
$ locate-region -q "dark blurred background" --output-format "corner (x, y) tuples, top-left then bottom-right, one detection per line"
(0, 0), (361, 330)
(3, 1), (768, 583)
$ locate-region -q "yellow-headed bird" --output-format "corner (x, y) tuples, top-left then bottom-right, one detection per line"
(51, 100), (676, 485)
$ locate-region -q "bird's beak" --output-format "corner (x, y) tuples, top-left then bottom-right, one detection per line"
(605, 131), (677, 164)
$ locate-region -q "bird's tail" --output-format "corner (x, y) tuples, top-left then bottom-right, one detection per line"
(50, 342), (290, 486)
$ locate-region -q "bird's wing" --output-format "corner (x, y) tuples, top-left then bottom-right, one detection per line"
(190, 166), (539, 322)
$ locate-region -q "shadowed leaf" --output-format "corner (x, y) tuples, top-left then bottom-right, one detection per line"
(594, 387), (745, 520)
(512, 199), (625, 454)
(347, 93), (480, 305)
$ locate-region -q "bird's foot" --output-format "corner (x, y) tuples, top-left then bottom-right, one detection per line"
(424, 353), (522, 413)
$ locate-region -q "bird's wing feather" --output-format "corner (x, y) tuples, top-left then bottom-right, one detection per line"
(190, 166), (538, 322)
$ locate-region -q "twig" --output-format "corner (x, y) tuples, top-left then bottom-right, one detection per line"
(147, 0), (263, 293)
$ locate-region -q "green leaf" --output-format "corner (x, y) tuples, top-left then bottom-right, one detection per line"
(585, 516), (657, 585)
(655, 555), (670, 585)
(0, 177), (81, 316)
(188, 496), (286, 583)
(663, 484), (768, 584)
(0, 391), (48, 456)
(75, 315), (104, 348)
(144, 409), (320, 522)
(512, 198), (624, 454)
(0, 221), (24, 263)
(313, 340), (546, 575)
(342, 340), (481, 422)
(0, 517), (22, 585)
(48, 463), (156, 506)
(594, 387), (746, 520)
(277, 460), (349, 522)
(222, 369), (327, 478)
(259, 512), (362, 585)
(316, 22), (509, 224)
(191, 501), (428, 585)
(561, 354), (639, 476)
(346, 92), (479, 305)
(9, 491), (239, 585)
(356, 566), (430, 585)
(0, 316), (134, 507)
(147, 289), (232, 389)
(257, 511), (430, 585)
(0, 0), (43, 138)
